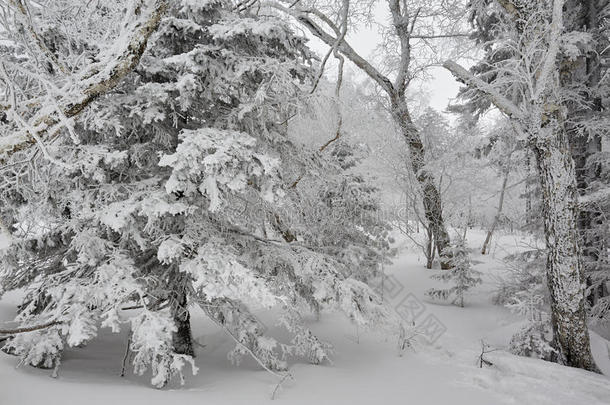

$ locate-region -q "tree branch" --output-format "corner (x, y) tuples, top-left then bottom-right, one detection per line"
(533, 0), (563, 99)
(410, 33), (471, 39)
(0, 0), (169, 165)
(0, 320), (61, 335)
(7, 0), (69, 74)
(389, 0), (415, 95)
(443, 60), (523, 120)
(263, 2), (395, 96)
(318, 0), (348, 152)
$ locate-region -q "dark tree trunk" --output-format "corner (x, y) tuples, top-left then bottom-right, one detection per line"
(171, 288), (194, 357)
(391, 97), (452, 269)
(425, 225), (435, 269)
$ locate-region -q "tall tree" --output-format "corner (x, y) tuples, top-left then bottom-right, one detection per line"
(0, 0), (403, 386)
(444, 0), (598, 371)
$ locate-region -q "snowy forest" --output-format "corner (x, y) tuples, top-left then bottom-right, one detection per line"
(0, 0), (610, 403)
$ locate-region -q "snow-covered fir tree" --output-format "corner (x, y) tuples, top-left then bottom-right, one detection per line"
(0, 0), (401, 387)
(426, 238), (482, 307)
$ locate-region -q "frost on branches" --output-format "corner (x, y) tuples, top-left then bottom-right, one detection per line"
(0, 0), (400, 388)
(495, 249), (556, 361)
(426, 238), (482, 307)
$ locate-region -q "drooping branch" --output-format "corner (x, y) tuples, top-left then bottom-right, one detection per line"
(309, 0), (349, 95)
(0, 320), (61, 335)
(443, 60), (523, 120)
(310, 46), (335, 94)
(0, 0), (169, 165)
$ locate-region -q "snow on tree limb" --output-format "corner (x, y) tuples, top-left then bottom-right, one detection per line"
(6, 0), (69, 74)
(442, 60), (523, 120)
(0, 0), (169, 165)
(0, 320), (61, 335)
(388, 0), (414, 95)
(533, 0), (563, 99)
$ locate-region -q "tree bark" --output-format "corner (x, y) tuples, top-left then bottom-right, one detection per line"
(482, 171), (509, 254)
(443, 0), (599, 372)
(391, 97), (452, 269)
(171, 288), (194, 357)
(0, 0), (168, 165)
(533, 126), (598, 372)
(425, 225), (435, 269)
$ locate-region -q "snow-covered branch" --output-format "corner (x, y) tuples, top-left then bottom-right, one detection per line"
(0, 320), (61, 335)
(262, 1), (395, 95)
(0, 0), (168, 165)
(442, 60), (523, 120)
(533, 0), (563, 99)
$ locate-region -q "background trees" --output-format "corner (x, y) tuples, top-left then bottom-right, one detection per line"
(263, 0), (473, 268)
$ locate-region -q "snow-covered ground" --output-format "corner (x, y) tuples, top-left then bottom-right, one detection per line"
(1, 229), (609, 405)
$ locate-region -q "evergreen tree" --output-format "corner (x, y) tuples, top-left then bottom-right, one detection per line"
(426, 238), (482, 307)
(496, 249), (556, 361)
(0, 0), (401, 387)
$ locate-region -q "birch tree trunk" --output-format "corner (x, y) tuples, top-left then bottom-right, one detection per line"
(533, 123), (598, 372)
(444, 0), (599, 371)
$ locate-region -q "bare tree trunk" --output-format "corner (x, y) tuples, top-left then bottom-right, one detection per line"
(392, 98), (452, 269)
(533, 129), (598, 372)
(171, 287), (194, 357)
(425, 225), (435, 269)
(482, 171), (509, 254)
(524, 151), (534, 226)
(463, 195), (472, 240)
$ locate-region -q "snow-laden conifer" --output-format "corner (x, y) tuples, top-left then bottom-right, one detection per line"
(0, 0), (400, 387)
(426, 238), (482, 307)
